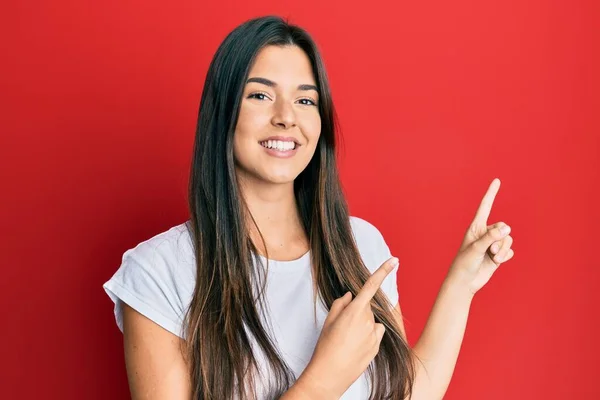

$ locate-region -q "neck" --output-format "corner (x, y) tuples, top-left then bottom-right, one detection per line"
(236, 171), (307, 257)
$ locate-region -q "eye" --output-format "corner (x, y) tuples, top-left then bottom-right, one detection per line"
(247, 92), (270, 101)
(298, 98), (318, 106)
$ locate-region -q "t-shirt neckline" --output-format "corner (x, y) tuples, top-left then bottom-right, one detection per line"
(255, 250), (311, 271)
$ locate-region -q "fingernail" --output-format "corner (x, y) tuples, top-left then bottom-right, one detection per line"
(391, 257), (399, 268)
(491, 243), (499, 253)
(501, 225), (511, 235)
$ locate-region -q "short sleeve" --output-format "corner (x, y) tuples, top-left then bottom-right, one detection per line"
(103, 227), (195, 339)
(376, 233), (400, 309)
(349, 216), (400, 309)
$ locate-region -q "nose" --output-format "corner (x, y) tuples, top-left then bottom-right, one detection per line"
(271, 99), (296, 129)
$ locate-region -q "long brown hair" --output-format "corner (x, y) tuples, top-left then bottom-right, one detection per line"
(184, 15), (416, 399)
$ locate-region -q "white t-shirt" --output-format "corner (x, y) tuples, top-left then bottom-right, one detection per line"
(103, 216), (400, 399)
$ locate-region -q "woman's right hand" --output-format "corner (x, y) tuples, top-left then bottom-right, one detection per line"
(296, 256), (400, 399)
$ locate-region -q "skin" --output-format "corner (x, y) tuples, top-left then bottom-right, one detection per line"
(233, 44), (322, 260)
(403, 179), (515, 400)
(122, 44), (326, 399)
(123, 303), (191, 400)
(286, 179), (515, 400)
(122, 45), (515, 399)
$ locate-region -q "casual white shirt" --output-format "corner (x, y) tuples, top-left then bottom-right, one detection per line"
(103, 216), (400, 399)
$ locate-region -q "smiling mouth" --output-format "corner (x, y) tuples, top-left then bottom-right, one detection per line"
(259, 140), (298, 151)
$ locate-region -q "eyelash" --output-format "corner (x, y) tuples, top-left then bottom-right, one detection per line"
(247, 92), (317, 106)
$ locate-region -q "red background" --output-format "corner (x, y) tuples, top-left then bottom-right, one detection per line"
(2, 1), (598, 399)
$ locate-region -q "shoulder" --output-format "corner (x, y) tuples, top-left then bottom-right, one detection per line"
(119, 221), (196, 294)
(349, 215), (391, 266)
(124, 221), (195, 272)
(103, 221), (196, 338)
(349, 215), (385, 242)
(349, 215), (400, 307)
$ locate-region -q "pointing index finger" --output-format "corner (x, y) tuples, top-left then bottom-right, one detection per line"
(353, 257), (398, 308)
(473, 178), (501, 226)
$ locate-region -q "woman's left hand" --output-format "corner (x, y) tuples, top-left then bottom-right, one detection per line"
(447, 178), (515, 296)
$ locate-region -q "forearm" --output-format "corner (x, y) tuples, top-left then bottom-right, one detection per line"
(279, 382), (318, 400)
(280, 369), (338, 400)
(409, 277), (474, 400)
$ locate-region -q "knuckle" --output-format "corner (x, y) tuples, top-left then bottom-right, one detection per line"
(365, 279), (376, 291)
(468, 241), (481, 253)
(365, 315), (375, 329)
(468, 223), (479, 236)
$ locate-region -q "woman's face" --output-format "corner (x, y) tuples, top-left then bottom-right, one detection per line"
(233, 45), (321, 186)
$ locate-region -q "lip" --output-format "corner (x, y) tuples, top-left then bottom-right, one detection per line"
(260, 145), (299, 158)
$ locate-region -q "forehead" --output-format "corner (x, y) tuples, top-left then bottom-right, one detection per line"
(248, 45), (316, 85)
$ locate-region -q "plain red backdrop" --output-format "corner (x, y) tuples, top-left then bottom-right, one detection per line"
(2, 1), (598, 399)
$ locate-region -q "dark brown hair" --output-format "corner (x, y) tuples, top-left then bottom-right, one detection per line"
(184, 15), (416, 399)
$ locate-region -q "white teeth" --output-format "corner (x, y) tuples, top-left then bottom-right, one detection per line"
(261, 140), (296, 151)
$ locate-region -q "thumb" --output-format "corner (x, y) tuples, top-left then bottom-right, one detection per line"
(324, 291), (352, 326)
(472, 223), (511, 254)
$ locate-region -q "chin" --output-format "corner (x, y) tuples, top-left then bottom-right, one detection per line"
(253, 166), (299, 183)
(262, 173), (298, 185)
(235, 161), (304, 186)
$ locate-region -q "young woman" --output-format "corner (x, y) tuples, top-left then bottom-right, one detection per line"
(103, 15), (515, 400)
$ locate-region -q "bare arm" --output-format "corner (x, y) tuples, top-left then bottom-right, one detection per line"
(396, 179), (515, 400)
(123, 303), (323, 400)
(283, 285), (466, 400)
(122, 303), (192, 400)
(400, 279), (474, 400)
(279, 375), (336, 400)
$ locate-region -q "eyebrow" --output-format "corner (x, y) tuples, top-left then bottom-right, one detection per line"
(246, 77), (319, 94)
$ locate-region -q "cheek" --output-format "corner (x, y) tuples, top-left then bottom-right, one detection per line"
(233, 106), (264, 166)
(302, 114), (322, 145)
(236, 105), (266, 139)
